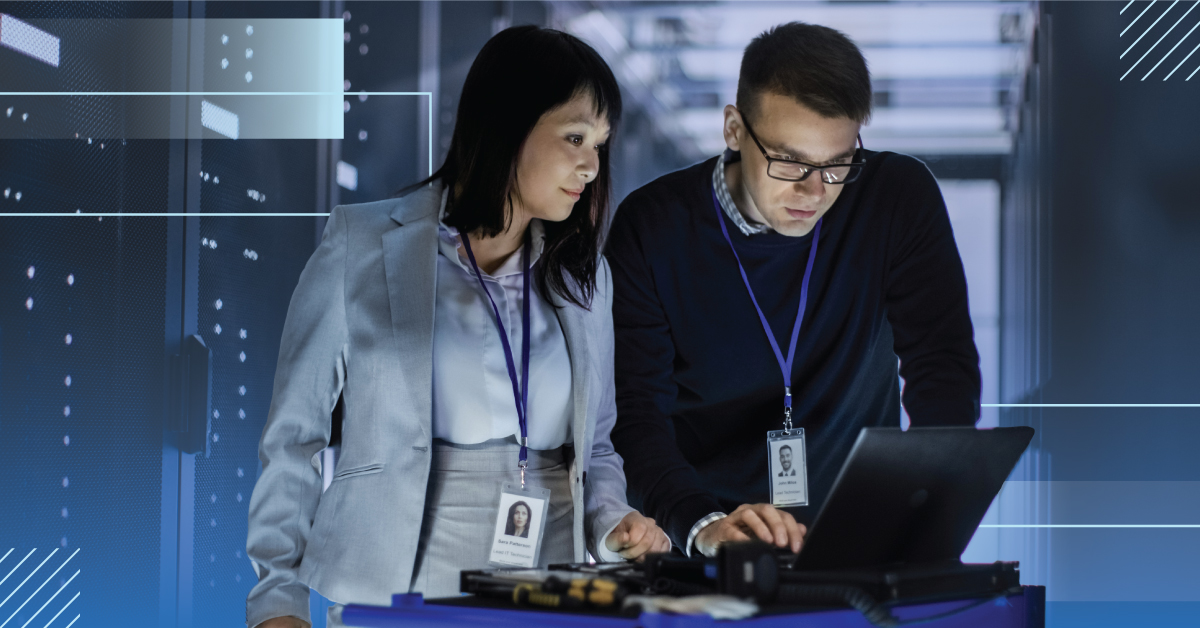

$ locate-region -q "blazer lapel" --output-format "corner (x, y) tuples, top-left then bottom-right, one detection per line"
(382, 185), (441, 443)
(552, 290), (592, 459)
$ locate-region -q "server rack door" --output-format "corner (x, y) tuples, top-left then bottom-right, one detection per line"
(0, 4), (179, 628)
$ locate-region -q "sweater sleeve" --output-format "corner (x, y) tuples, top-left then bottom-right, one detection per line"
(883, 157), (981, 426)
(604, 195), (726, 549)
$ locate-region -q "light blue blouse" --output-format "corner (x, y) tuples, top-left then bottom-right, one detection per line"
(430, 188), (574, 450)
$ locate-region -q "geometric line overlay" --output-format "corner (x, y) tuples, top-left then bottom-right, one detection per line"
(983, 404), (1200, 407)
(0, 550), (80, 628)
(980, 525), (1200, 528)
(1121, 0), (1200, 80)
(0, 92), (432, 217)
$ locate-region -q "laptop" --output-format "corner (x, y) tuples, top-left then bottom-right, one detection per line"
(791, 426), (1034, 571)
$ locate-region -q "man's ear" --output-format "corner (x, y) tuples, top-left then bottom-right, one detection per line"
(722, 104), (743, 152)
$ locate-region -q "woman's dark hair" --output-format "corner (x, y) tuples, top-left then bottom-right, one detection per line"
(397, 25), (622, 309)
(736, 22), (872, 124)
(504, 501), (531, 538)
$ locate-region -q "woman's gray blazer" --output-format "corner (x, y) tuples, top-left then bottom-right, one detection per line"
(244, 182), (634, 628)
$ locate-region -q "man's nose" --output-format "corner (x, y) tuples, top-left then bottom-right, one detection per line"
(794, 175), (825, 197)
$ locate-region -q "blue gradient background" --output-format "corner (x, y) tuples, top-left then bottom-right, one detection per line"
(3, 1), (1199, 627)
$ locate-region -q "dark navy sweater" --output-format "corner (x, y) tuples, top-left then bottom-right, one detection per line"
(604, 151), (981, 548)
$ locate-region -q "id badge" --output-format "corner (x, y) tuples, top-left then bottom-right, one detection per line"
(767, 429), (808, 507)
(488, 483), (550, 568)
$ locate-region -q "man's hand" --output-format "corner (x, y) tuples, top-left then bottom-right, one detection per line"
(693, 503), (806, 557)
(604, 511), (671, 561)
(256, 616), (309, 628)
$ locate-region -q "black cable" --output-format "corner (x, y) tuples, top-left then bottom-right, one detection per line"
(889, 591), (1013, 627)
(651, 577), (714, 597)
(777, 584), (896, 627)
(776, 584), (1013, 628)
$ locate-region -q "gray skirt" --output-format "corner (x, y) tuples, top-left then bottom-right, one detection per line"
(409, 437), (576, 595)
(327, 437), (575, 627)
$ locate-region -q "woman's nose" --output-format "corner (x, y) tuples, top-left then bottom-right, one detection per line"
(580, 153), (599, 181)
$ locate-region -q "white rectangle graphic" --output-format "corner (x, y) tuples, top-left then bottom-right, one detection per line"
(200, 100), (240, 140)
(336, 160), (358, 191)
(0, 14), (60, 67)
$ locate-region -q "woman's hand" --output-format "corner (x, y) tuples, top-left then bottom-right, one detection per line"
(257, 616), (310, 628)
(604, 511), (671, 562)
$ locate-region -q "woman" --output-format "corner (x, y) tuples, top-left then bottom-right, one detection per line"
(505, 502), (531, 538)
(246, 25), (669, 628)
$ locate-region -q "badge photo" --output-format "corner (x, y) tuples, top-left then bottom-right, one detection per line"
(767, 429), (809, 507)
(488, 483), (550, 568)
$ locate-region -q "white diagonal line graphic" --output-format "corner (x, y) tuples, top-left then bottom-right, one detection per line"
(39, 593), (77, 628)
(1187, 62), (1200, 78)
(1125, 0), (1199, 79)
(1123, 0), (1137, 12)
(1124, 0), (1159, 35)
(0, 549), (79, 628)
(1123, 0), (1179, 58)
(0, 550), (56, 609)
(1144, 13), (1200, 78)
(0, 551), (35, 589)
(18, 569), (78, 628)
(0, 553), (11, 568)
(59, 615), (77, 628)
(1163, 39), (1200, 77)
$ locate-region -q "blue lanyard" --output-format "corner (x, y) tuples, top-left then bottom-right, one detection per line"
(460, 229), (533, 479)
(711, 186), (821, 431)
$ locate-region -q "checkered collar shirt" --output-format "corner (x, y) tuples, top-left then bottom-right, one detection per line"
(712, 148), (772, 236)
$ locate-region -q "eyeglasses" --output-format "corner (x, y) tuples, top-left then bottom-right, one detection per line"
(740, 114), (866, 185)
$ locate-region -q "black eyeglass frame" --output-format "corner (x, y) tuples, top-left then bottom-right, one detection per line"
(740, 114), (867, 185)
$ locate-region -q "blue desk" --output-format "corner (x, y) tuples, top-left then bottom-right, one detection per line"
(342, 586), (1045, 628)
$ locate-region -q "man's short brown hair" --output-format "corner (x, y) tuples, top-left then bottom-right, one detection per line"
(736, 22), (872, 124)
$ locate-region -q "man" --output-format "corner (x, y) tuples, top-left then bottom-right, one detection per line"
(778, 445), (795, 477)
(604, 22), (980, 558)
